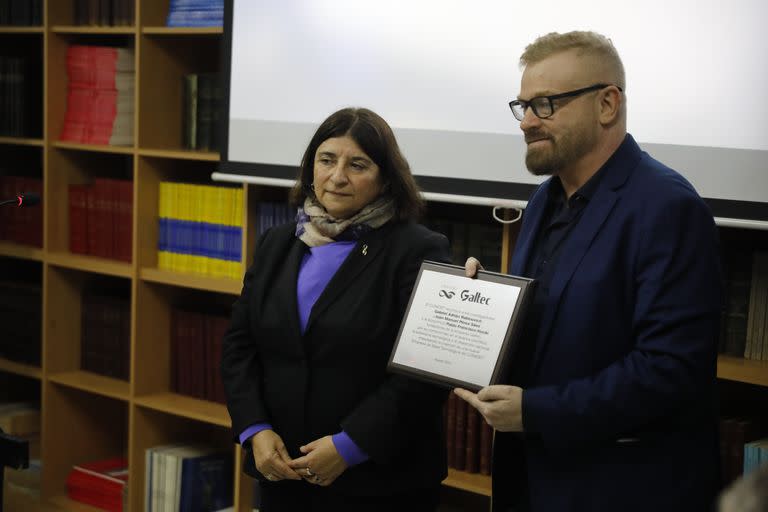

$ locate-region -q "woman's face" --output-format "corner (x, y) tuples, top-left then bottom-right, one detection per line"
(312, 135), (384, 219)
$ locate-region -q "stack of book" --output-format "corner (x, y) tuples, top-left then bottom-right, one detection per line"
(66, 457), (128, 512)
(719, 250), (768, 360)
(743, 437), (768, 476)
(68, 178), (133, 262)
(445, 393), (493, 475)
(60, 45), (135, 146)
(166, 0), (224, 28)
(157, 182), (243, 279)
(171, 308), (228, 404)
(144, 444), (233, 512)
(182, 72), (222, 152)
(0, 176), (43, 247)
(719, 417), (767, 486)
(73, 0), (134, 26)
(0, 281), (41, 365)
(255, 201), (296, 236)
(80, 291), (130, 381)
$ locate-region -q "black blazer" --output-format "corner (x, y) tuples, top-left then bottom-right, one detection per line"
(221, 221), (452, 497)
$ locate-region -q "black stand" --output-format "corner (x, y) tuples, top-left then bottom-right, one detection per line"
(0, 428), (29, 512)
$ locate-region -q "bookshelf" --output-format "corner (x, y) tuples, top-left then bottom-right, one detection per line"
(0, 1), (765, 511)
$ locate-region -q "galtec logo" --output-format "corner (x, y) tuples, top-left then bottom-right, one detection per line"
(439, 290), (455, 299)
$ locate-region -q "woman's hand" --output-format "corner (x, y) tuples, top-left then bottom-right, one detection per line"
(251, 430), (302, 482)
(288, 436), (348, 487)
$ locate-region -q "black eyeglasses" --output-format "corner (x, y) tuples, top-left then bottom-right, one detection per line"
(508, 83), (622, 121)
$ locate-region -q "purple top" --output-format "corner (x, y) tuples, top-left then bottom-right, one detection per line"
(239, 241), (369, 466)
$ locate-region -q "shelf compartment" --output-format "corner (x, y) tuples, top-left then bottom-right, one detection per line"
(52, 141), (135, 155)
(443, 468), (492, 496)
(0, 357), (42, 379)
(51, 26), (137, 34)
(48, 370), (130, 401)
(138, 148), (219, 161)
(134, 392), (230, 427)
(142, 26), (222, 35)
(0, 241), (44, 261)
(0, 27), (44, 33)
(47, 252), (133, 278)
(0, 136), (44, 146)
(41, 384), (128, 501)
(717, 355), (768, 387)
(140, 267), (241, 295)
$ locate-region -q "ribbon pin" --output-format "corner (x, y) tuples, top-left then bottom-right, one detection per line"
(362, 244), (368, 256)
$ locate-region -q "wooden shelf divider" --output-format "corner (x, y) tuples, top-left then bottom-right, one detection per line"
(140, 267), (242, 295)
(443, 468), (492, 496)
(48, 370), (130, 401)
(717, 355), (768, 387)
(46, 252), (133, 278)
(134, 392), (231, 428)
(0, 357), (42, 380)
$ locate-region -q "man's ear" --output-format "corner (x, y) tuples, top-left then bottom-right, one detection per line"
(598, 85), (622, 125)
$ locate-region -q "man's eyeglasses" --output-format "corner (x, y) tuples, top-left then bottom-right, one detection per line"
(508, 83), (622, 121)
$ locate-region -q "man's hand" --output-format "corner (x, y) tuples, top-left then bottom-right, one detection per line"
(454, 385), (524, 432)
(465, 257), (483, 278)
(288, 436), (348, 487)
(251, 430), (302, 481)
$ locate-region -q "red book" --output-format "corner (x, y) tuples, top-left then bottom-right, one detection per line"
(454, 396), (467, 471)
(69, 184), (89, 254)
(114, 180), (132, 262)
(66, 457), (127, 512)
(479, 418), (493, 475)
(446, 393), (457, 468)
(465, 405), (480, 473)
(92, 178), (115, 258)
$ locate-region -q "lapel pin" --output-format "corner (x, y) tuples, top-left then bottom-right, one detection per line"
(362, 244), (368, 256)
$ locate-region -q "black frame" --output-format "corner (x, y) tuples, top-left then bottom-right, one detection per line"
(387, 261), (536, 392)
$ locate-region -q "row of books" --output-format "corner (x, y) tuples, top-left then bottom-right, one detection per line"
(0, 281), (41, 365)
(720, 250), (768, 360)
(182, 72), (222, 152)
(73, 0), (134, 26)
(69, 178), (133, 262)
(145, 444), (233, 511)
(81, 291), (130, 381)
(1, 402), (41, 511)
(427, 219), (504, 272)
(171, 308), (228, 404)
(0, 176), (42, 247)
(0, 55), (42, 137)
(0, 0), (42, 26)
(255, 201), (296, 236)
(720, 416), (767, 486)
(67, 457), (128, 512)
(446, 393), (492, 475)
(743, 438), (768, 476)
(158, 181), (243, 279)
(60, 45), (135, 146)
(167, 0), (223, 28)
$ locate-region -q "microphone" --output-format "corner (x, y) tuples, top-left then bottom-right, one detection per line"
(0, 192), (40, 207)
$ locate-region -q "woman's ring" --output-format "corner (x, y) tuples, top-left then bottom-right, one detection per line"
(305, 467), (315, 477)
(265, 473), (275, 481)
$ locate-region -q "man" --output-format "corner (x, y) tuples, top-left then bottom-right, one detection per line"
(455, 31), (722, 511)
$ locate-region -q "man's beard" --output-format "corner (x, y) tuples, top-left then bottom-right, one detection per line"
(524, 126), (596, 176)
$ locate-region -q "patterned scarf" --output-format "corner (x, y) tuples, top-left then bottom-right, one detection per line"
(295, 196), (395, 247)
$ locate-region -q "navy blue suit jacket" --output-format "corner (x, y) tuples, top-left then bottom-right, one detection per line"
(493, 135), (722, 512)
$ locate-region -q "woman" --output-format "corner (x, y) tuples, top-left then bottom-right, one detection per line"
(221, 107), (451, 511)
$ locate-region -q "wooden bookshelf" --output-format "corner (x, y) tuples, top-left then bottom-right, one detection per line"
(0, 241), (45, 261)
(140, 266), (241, 295)
(47, 252), (133, 278)
(134, 392), (231, 427)
(48, 370), (130, 401)
(444, 468), (492, 497)
(0, 136), (45, 146)
(0, 1), (761, 512)
(717, 355), (768, 387)
(0, 356), (42, 379)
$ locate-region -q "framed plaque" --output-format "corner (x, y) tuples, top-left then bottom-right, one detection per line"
(387, 261), (535, 391)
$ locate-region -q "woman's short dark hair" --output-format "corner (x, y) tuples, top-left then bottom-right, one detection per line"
(289, 107), (424, 221)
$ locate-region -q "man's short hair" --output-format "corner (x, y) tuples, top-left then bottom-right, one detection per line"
(520, 31), (626, 90)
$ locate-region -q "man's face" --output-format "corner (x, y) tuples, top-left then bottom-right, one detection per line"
(517, 50), (601, 176)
